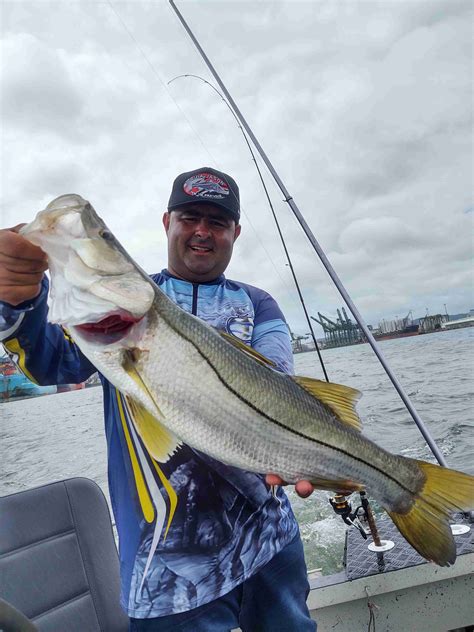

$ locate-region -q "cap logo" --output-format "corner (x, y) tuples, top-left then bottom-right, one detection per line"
(183, 173), (229, 200)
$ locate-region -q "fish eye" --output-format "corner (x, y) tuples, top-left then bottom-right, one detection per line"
(99, 229), (114, 241)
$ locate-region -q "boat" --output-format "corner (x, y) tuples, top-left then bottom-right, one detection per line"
(1, 476), (472, 631)
(0, 3), (472, 631)
(373, 324), (420, 342)
(372, 312), (421, 342)
(0, 358), (56, 401)
(442, 316), (474, 331)
(0, 356), (86, 401)
(308, 513), (474, 630)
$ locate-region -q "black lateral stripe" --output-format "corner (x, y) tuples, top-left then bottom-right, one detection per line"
(165, 319), (411, 494)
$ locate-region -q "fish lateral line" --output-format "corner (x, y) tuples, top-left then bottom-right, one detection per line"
(169, 322), (416, 497)
(20, 193), (474, 566)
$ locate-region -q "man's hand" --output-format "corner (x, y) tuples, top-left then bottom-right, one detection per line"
(0, 225), (48, 306)
(266, 474), (315, 499)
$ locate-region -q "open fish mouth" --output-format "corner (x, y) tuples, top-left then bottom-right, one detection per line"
(74, 312), (143, 344)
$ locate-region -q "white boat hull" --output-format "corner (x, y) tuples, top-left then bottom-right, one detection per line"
(308, 552), (474, 631)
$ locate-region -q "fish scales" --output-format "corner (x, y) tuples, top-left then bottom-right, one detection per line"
(19, 193), (474, 567)
(148, 288), (420, 500)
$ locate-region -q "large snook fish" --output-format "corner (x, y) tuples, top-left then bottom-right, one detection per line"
(22, 194), (473, 567)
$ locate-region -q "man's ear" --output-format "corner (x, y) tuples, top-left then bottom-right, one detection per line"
(233, 223), (241, 242)
(163, 211), (170, 234)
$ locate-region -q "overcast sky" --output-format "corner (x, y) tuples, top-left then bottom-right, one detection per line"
(1, 0), (473, 336)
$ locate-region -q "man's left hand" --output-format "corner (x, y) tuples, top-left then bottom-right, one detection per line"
(266, 474), (315, 498)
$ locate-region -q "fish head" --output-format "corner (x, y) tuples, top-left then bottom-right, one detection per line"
(21, 194), (155, 345)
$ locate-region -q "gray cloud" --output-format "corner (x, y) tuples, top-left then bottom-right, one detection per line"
(1, 0), (472, 334)
(2, 32), (83, 137)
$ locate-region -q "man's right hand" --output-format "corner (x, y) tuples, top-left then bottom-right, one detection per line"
(0, 225), (48, 306)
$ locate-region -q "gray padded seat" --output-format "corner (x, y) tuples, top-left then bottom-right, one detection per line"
(0, 478), (128, 632)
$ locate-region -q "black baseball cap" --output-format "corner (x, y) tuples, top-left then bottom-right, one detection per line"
(167, 167), (240, 223)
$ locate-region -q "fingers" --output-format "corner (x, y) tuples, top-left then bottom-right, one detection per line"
(0, 252), (49, 274)
(0, 227), (48, 306)
(294, 480), (315, 498)
(265, 474), (316, 499)
(0, 229), (47, 264)
(266, 474), (285, 486)
(0, 268), (45, 285)
(0, 284), (44, 306)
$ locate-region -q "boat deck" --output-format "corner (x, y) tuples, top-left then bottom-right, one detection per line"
(307, 514), (474, 631)
(345, 514), (473, 579)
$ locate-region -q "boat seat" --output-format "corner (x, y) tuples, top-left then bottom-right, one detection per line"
(0, 478), (128, 632)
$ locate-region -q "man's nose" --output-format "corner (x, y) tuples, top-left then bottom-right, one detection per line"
(194, 219), (211, 238)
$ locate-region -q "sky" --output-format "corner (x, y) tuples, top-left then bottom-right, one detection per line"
(1, 0), (473, 337)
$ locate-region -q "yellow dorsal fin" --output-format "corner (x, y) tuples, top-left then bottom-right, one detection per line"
(293, 376), (362, 432)
(126, 396), (182, 463)
(219, 331), (276, 368)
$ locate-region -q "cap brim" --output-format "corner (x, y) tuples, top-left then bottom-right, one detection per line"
(168, 199), (240, 223)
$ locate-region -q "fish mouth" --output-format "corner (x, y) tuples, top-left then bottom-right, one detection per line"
(74, 313), (143, 344)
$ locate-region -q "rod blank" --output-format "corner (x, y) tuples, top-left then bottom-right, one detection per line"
(168, 0), (447, 467)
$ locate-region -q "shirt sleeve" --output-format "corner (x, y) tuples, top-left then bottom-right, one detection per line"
(0, 277), (96, 385)
(249, 290), (294, 375)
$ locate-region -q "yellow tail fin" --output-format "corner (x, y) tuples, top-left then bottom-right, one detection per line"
(388, 461), (474, 566)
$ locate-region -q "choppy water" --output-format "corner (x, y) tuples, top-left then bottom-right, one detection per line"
(1, 327), (473, 575)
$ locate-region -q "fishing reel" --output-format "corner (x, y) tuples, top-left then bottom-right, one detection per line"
(329, 492), (369, 539)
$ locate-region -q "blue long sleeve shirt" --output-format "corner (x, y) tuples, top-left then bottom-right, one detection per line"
(0, 270), (299, 617)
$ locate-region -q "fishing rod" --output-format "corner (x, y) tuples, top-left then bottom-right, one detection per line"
(168, 74), (329, 382)
(168, 0), (448, 467)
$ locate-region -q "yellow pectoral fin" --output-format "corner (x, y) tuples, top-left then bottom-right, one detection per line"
(121, 348), (181, 462)
(126, 396), (181, 463)
(219, 331), (276, 368)
(293, 376), (362, 432)
(121, 349), (165, 419)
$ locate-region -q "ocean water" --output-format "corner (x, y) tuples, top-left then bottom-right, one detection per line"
(1, 327), (473, 575)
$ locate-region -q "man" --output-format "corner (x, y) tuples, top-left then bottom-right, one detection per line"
(0, 167), (316, 631)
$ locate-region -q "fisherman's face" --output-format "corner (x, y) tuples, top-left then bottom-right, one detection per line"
(163, 204), (241, 283)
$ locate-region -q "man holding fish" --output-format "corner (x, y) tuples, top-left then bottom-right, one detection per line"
(0, 167), (317, 630)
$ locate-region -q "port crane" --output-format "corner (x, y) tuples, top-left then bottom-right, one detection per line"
(311, 309), (364, 348)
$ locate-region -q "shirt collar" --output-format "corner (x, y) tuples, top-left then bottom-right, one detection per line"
(161, 269), (226, 286)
